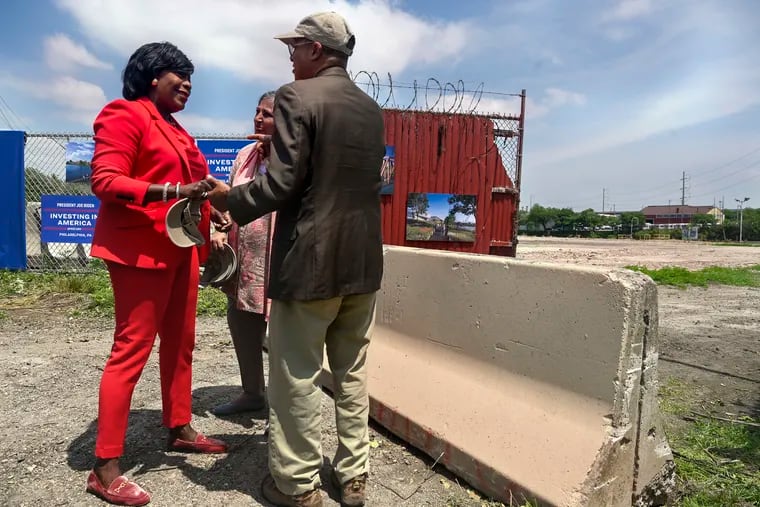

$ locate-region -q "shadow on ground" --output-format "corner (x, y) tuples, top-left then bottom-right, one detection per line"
(66, 406), (272, 502)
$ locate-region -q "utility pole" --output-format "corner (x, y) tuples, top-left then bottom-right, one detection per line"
(721, 195), (726, 240)
(602, 188), (608, 213)
(735, 197), (750, 242)
(680, 171), (687, 205)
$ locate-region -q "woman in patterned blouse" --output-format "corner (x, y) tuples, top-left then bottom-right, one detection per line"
(210, 91), (276, 415)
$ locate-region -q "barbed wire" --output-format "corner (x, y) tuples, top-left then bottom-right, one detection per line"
(349, 71), (521, 116)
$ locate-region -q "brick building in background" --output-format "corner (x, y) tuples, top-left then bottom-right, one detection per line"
(641, 204), (724, 229)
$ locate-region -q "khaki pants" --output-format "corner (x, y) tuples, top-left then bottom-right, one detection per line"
(267, 292), (376, 495)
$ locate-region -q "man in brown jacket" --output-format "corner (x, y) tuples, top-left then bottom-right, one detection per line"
(207, 11), (384, 507)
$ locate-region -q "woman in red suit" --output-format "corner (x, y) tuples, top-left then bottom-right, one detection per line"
(86, 42), (227, 506)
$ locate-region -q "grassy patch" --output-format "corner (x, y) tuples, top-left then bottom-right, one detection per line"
(0, 269), (113, 314)
(626, 265), (760, 288)
(712, 242), (760, 247)
(406, 225), (434, 241)
(197, 286), (228, 317)
(659, 377), (760, 505)
(0, 269), (228, 317)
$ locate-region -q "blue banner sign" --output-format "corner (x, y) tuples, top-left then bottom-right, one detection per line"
(40, 195), (100, 243)
(197, 139), (251, 181)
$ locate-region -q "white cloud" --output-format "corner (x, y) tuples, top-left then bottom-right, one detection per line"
(450, 87), (585, 118)
(49, 76), (108, 111)
(410, 88), (586, 120)
(53, 0), (471, 84)
(530, 55), (760, 167)
(173, 113), (251, 135)
(602, 0), (653, 22)
(44, 33), (112, 72)
(598, 0), (656, 41)
(0, 74), (107, 125)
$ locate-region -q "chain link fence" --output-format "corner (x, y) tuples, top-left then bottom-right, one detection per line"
(24, 109), (524, 271)
(23, 132), (244, 272)
(491, 115), (521, 186)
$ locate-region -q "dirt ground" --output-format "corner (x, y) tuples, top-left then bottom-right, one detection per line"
(0, 236), (758, 506)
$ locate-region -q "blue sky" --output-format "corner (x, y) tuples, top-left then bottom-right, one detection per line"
(1, 0), (759, 211)
(423, 193), (477, 224)
(427, 194), (451, 221)
(64, 141), (93, 162)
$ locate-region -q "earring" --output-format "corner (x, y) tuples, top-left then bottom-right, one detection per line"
(151, 79), (158, 86)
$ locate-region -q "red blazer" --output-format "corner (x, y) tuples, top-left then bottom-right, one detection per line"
(90, 97), (210, 269)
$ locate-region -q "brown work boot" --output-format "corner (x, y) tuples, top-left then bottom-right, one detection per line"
(332, 472), (367, 507)
(261, 474), (323, 507)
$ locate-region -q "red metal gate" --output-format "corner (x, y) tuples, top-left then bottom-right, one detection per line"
(380, 94), (525, 256)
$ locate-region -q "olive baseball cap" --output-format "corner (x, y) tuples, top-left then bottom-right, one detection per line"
(165, 198), (205, 247)
(274, 11), (356, 56)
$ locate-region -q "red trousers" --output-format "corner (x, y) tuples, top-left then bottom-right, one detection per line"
(95, 249), (199, 459)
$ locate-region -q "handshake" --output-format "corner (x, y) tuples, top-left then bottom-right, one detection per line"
(203, 175), (231, 212)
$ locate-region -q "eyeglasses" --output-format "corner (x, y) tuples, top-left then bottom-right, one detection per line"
(287, 40), (313, 57)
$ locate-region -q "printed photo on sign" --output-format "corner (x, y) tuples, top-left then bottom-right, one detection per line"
(65, 141), (94, 183)
(380, 145), (395, 195)
(406, 193), (477, 242)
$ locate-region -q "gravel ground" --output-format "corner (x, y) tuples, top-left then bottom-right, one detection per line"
(1, 237), (757, 506)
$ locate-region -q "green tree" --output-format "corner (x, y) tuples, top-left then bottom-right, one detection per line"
(554, 208), (577, 231)
(690, 213), (715, 227)
(619, 211), (646, 230)
(447, 194), (476, 217)
(518, 207), (529, 226)
(577, 208), (602, 230)
(406, 193), (429, 220)
(25, 167), (91, 202)
(526, 204), (558, 232)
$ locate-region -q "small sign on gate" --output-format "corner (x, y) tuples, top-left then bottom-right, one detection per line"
(40, 195), (100, 243)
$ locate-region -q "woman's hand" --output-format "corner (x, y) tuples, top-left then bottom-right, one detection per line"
(211, 209), (232, 232)
(211, 231), (227, 252)
(178, 179), (213, 200)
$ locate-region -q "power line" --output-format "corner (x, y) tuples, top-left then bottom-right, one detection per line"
(687, 143), (760, 180)
(689, 160), (760, 199)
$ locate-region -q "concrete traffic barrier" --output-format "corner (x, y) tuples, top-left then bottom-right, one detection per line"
(353, 246), (674, 506)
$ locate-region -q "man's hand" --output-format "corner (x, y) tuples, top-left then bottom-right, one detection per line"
(246, 133), (272, 143)
(205, 175), (231, 212)
(248, 133), (272, 158)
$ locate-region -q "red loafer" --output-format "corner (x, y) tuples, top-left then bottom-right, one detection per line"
(167, 433), (228, 454)
(86, 471), (151, 506)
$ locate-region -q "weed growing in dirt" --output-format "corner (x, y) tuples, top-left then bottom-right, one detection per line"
(673, 417), (760, 506)
(626, 265), (760, 288)
(659, 378), (696, 415)
(197, 286), (227, 316)
(0, 270), (228, 317)
(659, 377), (760, 505)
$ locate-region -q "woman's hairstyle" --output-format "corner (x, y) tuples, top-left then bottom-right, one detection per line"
(121, 42), (194, 100)
(259, 91), (276, 103)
